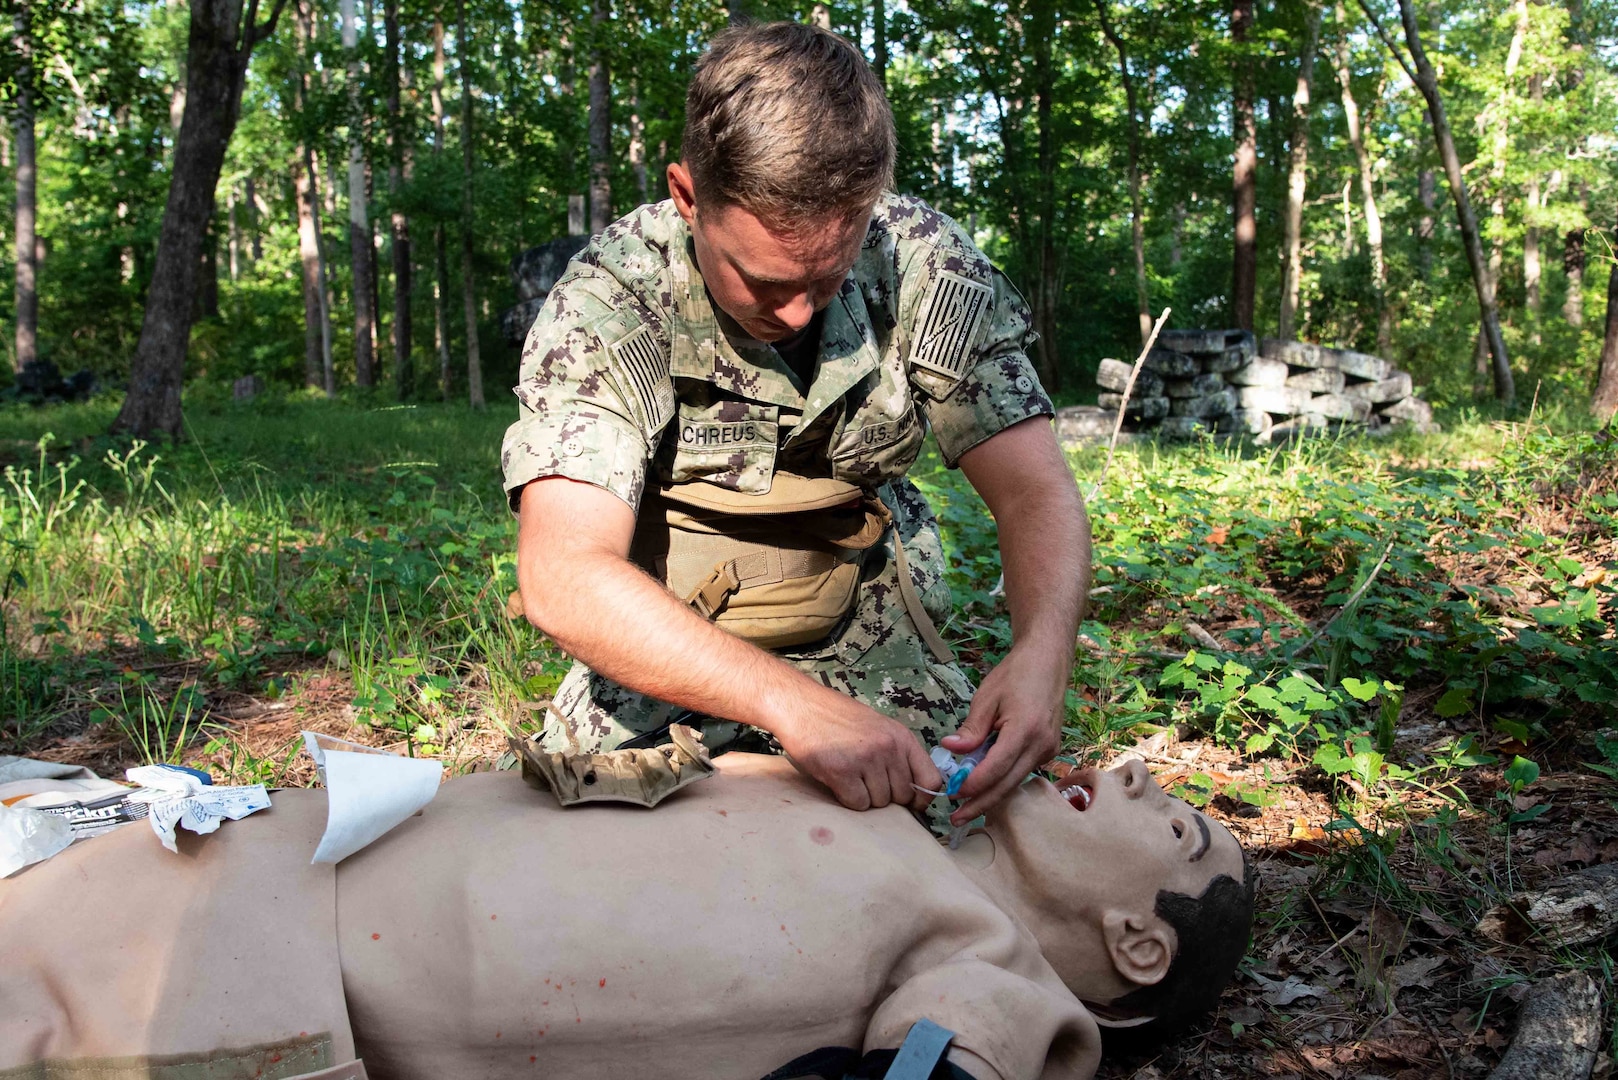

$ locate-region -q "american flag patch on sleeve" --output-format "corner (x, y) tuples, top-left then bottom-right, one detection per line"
(609, 324), (676, 434)
(911, 271), (994, 383)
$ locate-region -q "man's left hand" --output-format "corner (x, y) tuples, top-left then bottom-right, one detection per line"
(939, 644), (1068, 826)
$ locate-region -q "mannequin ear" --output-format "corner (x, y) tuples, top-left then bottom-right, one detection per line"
(1102, 909), (1175, 988)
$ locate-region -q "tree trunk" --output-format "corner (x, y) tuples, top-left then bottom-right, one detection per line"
(1486, 0), (1528, 347)
(384, 0), (411, 398)
(113, 0), (289, 438)
(1279, 4), (1322, 341)
(1417, 158), (1435, 275)
(341, 0), (375, 387)
(432, 17), (452, 400)
(245, 175), (263, 262)
(226, 184), (240, 281)
(1564, 220), (1585, 329)
(368, 177), (381, 363)
(12, 0), (38, 375)
(1094, 0), (1150, 346)
(1231, 0), (1258, 332)
(1524, 82), (1544, 344)
(198, 212), (220, 319)
(295, 152), (328, 392)
(294, 0), (333, 394)
(1030, 0), (1060, 391)
(873, 0), (886, 91)
(457, 0), (483, 409)
(1594, 216), (1618, 421)
(1365, 0), (1513, 405)
(1334, 4), (1390, 354)
(629, 87), (648, 206)
(587, 0), (612, 236)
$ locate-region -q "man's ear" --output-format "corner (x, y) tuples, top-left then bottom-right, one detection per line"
(1102, 909), (1175, 988)
(667, 162), (697, 225)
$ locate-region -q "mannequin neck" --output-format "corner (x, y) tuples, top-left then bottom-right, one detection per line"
(949, 787), (1138, 1008)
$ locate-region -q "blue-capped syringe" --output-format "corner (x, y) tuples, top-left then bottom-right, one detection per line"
(927, 732), (997, 849)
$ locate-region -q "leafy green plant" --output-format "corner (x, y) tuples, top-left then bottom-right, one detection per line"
(1498, 756), (1546, 826)
(202, 731), (304, 787)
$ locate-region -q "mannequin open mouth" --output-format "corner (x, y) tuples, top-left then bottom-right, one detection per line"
(1060, 784), (1092, 811)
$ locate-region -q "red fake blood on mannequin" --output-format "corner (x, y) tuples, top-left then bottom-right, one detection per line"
(809, 827), (834, 846)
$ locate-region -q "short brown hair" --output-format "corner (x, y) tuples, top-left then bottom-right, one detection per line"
(682, 22), (895, 230)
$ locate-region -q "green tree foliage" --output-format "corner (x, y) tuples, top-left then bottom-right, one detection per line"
(0, 0), (1614, 409)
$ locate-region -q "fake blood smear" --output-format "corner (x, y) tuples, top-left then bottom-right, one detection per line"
(371, 933), (381, 941)
(599, 978), (607, 987)
(809, 827), (834, 846)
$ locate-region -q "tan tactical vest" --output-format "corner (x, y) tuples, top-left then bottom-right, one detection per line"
(630, 473), (951, 660)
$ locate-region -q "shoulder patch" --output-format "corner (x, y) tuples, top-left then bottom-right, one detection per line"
(609, 324), (676, 434)
(911, 271), (994, 383)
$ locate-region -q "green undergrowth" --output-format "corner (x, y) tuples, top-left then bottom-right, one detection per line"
(0, 392), (544, 757)
(919, 417), (1617, 837)
(2, 395), (1615, 837)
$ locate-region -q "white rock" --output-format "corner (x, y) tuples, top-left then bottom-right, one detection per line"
(1228, 357), (1290, 387)
(1238, 385), (1313, 415)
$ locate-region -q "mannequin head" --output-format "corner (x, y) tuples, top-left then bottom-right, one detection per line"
(974, 758), (1255, 1034)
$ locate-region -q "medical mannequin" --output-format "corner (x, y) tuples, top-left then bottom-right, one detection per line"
(1, 756), (1252, 1080)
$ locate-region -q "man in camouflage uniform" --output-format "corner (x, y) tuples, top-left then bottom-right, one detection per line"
(502, 22), (1091, 825)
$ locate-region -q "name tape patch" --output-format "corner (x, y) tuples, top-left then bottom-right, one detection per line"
(911, 271), (993, 383)
(609, 325), (676, 433)
(678, 420), (772, 452)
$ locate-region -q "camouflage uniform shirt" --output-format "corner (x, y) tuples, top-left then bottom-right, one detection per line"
(502, 193), (1053, 754)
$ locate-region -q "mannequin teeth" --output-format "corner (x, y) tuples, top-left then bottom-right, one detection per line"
(1061, 785), (1092, 811)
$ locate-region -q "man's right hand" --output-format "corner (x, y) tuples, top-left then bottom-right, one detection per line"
(517, 476), (942, 815)
(770, 698), (942, 814)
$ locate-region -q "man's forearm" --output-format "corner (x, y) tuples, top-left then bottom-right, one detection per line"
(960, 418), (1091, 668)
(516, 476), (945, 811)
(522, 539), (844, 734)
(997, 470), (1090, 667)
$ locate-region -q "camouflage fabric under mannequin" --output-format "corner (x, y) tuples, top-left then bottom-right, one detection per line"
(501, 194), (1053, 752)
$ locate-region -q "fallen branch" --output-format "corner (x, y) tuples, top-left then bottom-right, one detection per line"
(1476, 862), (1618, 949)
(1089, 307), (1170, 502)
(1283, 539), (1396, 661)
(1486, 970), (1603, 1080)
(1183, 620), (1228, 652)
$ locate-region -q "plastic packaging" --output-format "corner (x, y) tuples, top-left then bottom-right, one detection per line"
(0, 801), (74, 878)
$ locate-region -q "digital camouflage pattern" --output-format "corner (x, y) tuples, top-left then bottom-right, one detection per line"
(542, 475), (976, 753)
(502, 193), (1051, 752)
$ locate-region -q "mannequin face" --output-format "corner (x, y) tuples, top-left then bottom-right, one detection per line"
(986, 758), (1246, 1003)
(666, 162), (869, 343)
(1052, 758), (1245, 907)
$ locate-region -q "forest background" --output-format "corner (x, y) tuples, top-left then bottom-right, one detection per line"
(4, 3), (1618, 1073)
(2, 0), (1617, 418)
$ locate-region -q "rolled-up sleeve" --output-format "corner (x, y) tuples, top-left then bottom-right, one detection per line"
(500, 267), (671, 514)
(897, 221), (1053, 468)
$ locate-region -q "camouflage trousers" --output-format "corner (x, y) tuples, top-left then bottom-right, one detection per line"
(540, 477), (977, 756)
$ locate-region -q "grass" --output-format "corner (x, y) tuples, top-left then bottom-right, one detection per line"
(0, 389), (545, 771)
(3, 390), (1613, 778)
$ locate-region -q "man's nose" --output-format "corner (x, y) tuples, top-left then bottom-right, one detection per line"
(772, 291), (815, 333)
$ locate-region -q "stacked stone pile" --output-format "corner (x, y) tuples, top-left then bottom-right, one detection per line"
(1067, 330), (1436, 443)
